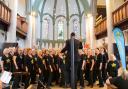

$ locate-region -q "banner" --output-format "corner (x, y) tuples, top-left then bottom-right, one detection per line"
(113, 27), (126, 69)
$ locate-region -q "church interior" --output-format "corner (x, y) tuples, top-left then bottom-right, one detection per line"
(0, 0), (128, 89)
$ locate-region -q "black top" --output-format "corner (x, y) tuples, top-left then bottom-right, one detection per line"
(1, 55), (13, 71)
(102, 53), (108, 63)
(79, 54), (86, 68)
(61, 39), (83, 62)
(32, 55), (39, 71)
(44, 55), (53, 71)
(86, 55), (94, 70)
(95, 53), (103, 70)
(16, 53), (24, 70)
(107, 60), (119, 77)
(109, 76), (128, 89)
(37, 56), (45, 71)
(26, 55), (36, 72)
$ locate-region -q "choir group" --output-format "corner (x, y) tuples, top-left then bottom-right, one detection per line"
(0, 47), (120, 89)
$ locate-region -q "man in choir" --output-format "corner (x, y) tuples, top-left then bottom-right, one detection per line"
(61, 32), (83, 89)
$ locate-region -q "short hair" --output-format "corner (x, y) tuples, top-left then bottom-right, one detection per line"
(71, 32), (75, 37)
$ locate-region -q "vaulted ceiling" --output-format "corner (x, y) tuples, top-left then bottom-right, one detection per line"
(31, 0), (93, 16)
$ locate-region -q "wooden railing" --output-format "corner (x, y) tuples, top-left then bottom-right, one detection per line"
(112, 0), (128, 26)
(95, 17), (107, 35)
(95, 0), (128, 37)
(0, 1), (11, 24)
(17, 14), (28, 37)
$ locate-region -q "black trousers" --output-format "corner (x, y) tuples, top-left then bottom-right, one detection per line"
(70, 62), (79, 89)
(47, 71), (53, 87)
(30, 71), (36, 84)
(79, 70), (84, 87)
(96, 70), (104, 86)
(102, 68), (108, 82)
(37, 73), (45, 89)
(77, 61), (84, 87)
(88, 70), (93, 86)
(59, 64), (66, 86)
(65, 61), (71, 85)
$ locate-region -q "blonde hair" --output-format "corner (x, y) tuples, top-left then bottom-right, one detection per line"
(3, 48), (8, 55)
(109, 54), (116, 61)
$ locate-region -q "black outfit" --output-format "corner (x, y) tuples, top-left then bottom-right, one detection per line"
(102, 52), (108, 82)
(16, 53), (25, 72)
(57, 55), (66, 87)
(61, 38), (83, 88)
(45, 55), (53, 88)
(109, 76), (128, 89)
(77, 54), (86, 87)
(15, 53), (25, 87)
(107, 60), (119, 77)
(1, 55), (13, 72)
(25, 55), (37, 85)
(53, 54), (59, 84)
(95, 53), (104, 86)
(37, 56), (45, 89)
(85, 55), (94, 87)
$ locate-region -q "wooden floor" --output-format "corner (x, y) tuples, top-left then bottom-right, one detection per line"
(27, 84), (107, 89)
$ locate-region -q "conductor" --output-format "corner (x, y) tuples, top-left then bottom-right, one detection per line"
(61, 32), (83, 89)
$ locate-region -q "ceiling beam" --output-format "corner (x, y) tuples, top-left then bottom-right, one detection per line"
(79, 0), (90, 14)
(40, 0), (47, 17)
(32, 0), (42, 13)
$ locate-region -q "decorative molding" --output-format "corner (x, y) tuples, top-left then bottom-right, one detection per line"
(40, 0), (46, 17)
(42, 13), (53, 19)
(70, 14), (79, 20)
(55, 15), (66, 21)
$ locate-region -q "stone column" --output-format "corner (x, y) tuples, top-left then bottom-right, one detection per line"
(7, 0), (18, 42)
(85, 15), (90, 47)
(106, 0), (114, 55)
(25, 15), (33, 48)
(32, 15), (36, 48)
(85, 14), (96, 49)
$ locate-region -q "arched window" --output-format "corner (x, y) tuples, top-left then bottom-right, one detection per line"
(43, 18), (49, 39)
(73, 19), (79, 34)
(57, 20), (64, 40)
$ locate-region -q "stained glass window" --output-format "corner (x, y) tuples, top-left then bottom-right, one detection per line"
(57, 20), (64, 40)
(73, 19), (79, 35)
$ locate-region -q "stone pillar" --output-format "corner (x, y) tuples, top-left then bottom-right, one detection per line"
(32, 15), (36, 47)
(85, 16), (90, 46)
(90, 15), (96, 49)
(106, 0), (114, 55)
(7, 0), (18, 42)
(25, 15), (33, 48)
(85, 14), (96, 49)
